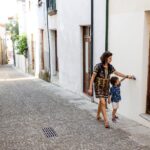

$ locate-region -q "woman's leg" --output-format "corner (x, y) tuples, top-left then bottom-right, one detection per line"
(97, 100), (101, 120)
(100, 98), (109, 127)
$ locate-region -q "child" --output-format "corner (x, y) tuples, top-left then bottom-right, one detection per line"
(108, 75), (135, 122)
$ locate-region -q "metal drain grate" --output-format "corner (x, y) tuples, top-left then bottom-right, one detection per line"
(42, 127), (58, 138)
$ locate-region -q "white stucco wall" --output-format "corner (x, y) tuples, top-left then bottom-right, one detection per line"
(15, 54), (26, 72)
(25, 0), (49, 76)
(109, 0), (150, 127)
(94, 0), (106, 64)
(17, 0), (26, 34)
(50, 30), (57, 76)
(49, 0), (106, 95)
(36, 0), (50, 72)
(58, 0), (90, 93)
(49, 0), (90, 92)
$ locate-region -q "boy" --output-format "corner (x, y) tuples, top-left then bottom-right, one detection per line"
(108, 75), (135, 122)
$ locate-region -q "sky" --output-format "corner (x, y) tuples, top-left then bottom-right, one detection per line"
(0, 0), (17, 23)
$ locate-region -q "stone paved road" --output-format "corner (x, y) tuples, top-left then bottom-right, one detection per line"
(0, 65), (150, 150)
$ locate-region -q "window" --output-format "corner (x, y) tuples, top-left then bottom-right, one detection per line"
(47, 0), (57, 16)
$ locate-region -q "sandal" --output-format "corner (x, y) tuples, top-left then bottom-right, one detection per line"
(96, 116), (101, 120)
(112, 118), (116, 122)
(115, 115), (119, 119)
(104, 122), (110, 128)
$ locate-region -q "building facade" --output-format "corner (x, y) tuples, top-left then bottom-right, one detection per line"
(17, 0), (50, 79)
(47, 0), (106, 94)
(109, 0), (150, 127)
(0, 24), (7, 65)
(16, 0), (150, 127)
(47, 0), (150, 127)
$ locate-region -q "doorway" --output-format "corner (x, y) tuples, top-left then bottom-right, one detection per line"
(147, 34), (150, 114)
(54, 31), (58, 72)
(31, 34), (35, 70)
(51, 30), (59, 84)
(83, 26), (91, 95)
(40, 29), (44, 70)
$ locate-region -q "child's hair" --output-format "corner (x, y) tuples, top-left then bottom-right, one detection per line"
(100, 51), (113, 64)
(110, 76), (119, 86)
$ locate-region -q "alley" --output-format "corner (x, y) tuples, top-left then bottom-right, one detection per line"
(0, 65), (150, 150)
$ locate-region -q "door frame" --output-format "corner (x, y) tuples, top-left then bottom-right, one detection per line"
(82, 26), (91, 95)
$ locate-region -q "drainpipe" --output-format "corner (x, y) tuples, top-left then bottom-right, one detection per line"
(105, 0), (109, 51)
(91, 0), (94, 102)
(46, 0), (51, 82)
(91, 0), (94, 74)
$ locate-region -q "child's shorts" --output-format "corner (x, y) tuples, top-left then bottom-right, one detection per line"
(112, 102), (119, 109)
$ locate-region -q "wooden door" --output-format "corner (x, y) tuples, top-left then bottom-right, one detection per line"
(40, 29), (44, 70)
(83, 26), (91, 94)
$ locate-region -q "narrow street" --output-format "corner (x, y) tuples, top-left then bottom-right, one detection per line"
(0, 65), (150, 150)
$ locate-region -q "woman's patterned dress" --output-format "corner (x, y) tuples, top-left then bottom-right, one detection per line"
(93, 63), (115, 98)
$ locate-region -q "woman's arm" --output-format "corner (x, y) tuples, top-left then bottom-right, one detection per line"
(88, 73), (96, 96)
(114, 71), (133, 79)
(114, 71), (127, 78)
(89, 73), (96, 89)
(108, 95), (111, 104)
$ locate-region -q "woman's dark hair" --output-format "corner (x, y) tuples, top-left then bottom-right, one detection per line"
(110, 76), (119, 86)
(100, 51), (113, 64)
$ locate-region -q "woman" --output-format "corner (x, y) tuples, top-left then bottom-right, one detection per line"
(88, 51), (132, 128)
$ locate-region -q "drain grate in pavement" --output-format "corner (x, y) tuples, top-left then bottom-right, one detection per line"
(42, 127), (58, 138)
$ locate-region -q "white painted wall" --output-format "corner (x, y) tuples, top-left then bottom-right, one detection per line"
(17, 0), (26, 34)
(94, 0), (106, 64)
(26, 0), (38, 75)
(15, 54), (26, 72)
(49, 0), (90, 92)
(25, 0), (49, 76)
(49, 0), (106, 96)
(109, 0), (150, 127)
(16, 0), (27, 72)
(57, 0), (90, 93)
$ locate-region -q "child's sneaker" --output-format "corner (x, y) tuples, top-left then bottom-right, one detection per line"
(115, 115), (119, 119)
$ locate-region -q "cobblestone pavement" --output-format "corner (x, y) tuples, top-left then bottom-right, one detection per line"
(0, 65), (150, 150)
